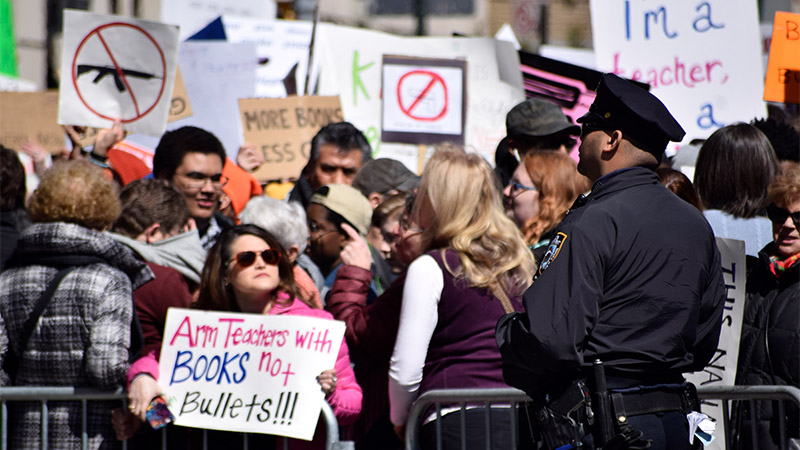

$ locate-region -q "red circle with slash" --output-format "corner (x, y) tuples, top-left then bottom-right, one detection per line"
(396, 70), (449, 122)
(71, 22), (166, 123)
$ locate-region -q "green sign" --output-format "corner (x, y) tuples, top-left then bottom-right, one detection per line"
(0, 0), (18, 77)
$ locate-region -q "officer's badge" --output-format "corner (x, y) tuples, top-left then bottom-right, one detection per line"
(538, 232), (567, 275)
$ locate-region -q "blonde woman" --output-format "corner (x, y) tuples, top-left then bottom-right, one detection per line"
(388, 147), (535, 449)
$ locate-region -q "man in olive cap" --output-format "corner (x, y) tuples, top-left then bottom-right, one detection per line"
(496, 97), (580, 186)
(497, 73), (725, 450)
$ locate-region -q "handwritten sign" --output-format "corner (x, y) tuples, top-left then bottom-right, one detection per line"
(685, 237), (745, 450)
(763, 11), (800, 104)
(382, 56), (466, 145)
(159, 308), (344, 440)
(590, 0), (766, 147)
(0, 91), (64, 153)
(239, 95), (343, 181)
(58, 10), (179, 136)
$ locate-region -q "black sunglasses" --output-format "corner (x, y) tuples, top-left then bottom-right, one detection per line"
(766, 204), (800, 229)
(228, 249), (281, 268)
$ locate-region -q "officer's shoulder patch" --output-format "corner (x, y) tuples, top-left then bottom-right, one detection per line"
(538, 232), (567, 275)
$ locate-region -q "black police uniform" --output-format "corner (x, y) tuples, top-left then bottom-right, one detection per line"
(496, 74), (726, 450)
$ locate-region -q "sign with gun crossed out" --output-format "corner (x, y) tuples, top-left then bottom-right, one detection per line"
(58, 9), (179, 136)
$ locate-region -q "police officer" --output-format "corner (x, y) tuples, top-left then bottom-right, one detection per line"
(495, 73), (726, 450)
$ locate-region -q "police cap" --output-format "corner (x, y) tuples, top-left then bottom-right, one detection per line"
(578, 73), (685, 156)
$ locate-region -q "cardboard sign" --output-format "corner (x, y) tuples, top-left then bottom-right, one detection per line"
(313, 24), (524, 170)
(0, 91), (64, 153)
(763, 11), (800, 104)
(58, 10), (179, 136)
(159, 308), (344, 441)
(685, 237), (746, 450)
(590, 0), (766, 147)
(382, 56), (467, 145)
(168, 66), (193, 122)
(239, 95), (343, 181)
(0, 0), (17, 77)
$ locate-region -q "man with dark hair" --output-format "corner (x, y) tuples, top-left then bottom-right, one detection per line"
(0, 146), (30, 269)
(497, 74), (725, 449)
(288, 122), (373, 208)
(152, 126), (232, 248)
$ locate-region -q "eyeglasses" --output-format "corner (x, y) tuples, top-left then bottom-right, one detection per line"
(228, 249), (281, 268)
(308, 221), (338, 238)
(766, 203), (800, 229)
(398, 217), (424, 234)
(509, 181), (538, 194)
(175, 171), (228, 190)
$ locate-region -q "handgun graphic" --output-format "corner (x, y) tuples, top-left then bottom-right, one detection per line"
(76, 64), (161, 93)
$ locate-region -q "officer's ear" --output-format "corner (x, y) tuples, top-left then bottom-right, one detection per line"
(603, 130), (624, 154)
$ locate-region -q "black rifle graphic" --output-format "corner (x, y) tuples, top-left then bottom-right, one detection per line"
(76, 64), (161, 93)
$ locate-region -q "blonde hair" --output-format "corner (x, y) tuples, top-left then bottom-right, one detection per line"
(414, 147), (535, 297)
(520, 151), (590, 245)
(768, 166), (800, 208)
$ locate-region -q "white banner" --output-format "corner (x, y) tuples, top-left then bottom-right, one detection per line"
(159, 308), (344, 441)
(58, 10), (179, 136)
(160, 0), (276, 41)
(685, 237), (746, 449)
(589, 0), (766, 149)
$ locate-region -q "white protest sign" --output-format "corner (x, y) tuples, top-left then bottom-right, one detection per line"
(218, 16), (313, 98)
(314, 24), (524, 169)
(159, 308), (344, 440)
(160, 0), (276, 41)
(166, 41), (257, 161)
(382, 56), (466, 144)
(58, 10), (179, 136)
(589, 0), (766, 147)
(685, 237), (746, 450)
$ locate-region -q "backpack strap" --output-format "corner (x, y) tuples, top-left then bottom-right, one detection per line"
(4, 267), (78, 383)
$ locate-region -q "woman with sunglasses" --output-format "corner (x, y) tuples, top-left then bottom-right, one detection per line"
(123, 225), (362, 449)
(735, 166), (800, 449)
(502, 150), (590, 263)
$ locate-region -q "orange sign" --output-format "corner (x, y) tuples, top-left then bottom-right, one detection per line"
(763, 11), (800, 104)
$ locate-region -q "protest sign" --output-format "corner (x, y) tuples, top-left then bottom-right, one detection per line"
(160, 0), (276, 41)
(763, 11), (800, 104)
(314, 24), (524, 170)
(239, 95), (343, 181)
(191, 16), (313, 98)
(590, 0), (766, 148)
(168, 66), (192, 122)
(159, 308), (344, 440)
(0, 91), (64, 153)
(0, 0), (17, 77)
(382, 56), (466, 145)
(685, 237), (746, 450)
(58, 10), (179, 136)
(166, 41), (257, 161)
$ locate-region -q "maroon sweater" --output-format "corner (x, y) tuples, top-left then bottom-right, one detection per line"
(134, 262), (194, 359)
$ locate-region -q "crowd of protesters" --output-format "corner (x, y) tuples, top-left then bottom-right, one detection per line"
(0, 72), (799, 450)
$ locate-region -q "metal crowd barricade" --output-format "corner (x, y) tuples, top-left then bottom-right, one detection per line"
(0, 386), (350, 450)
(404, 385), (800, 450)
